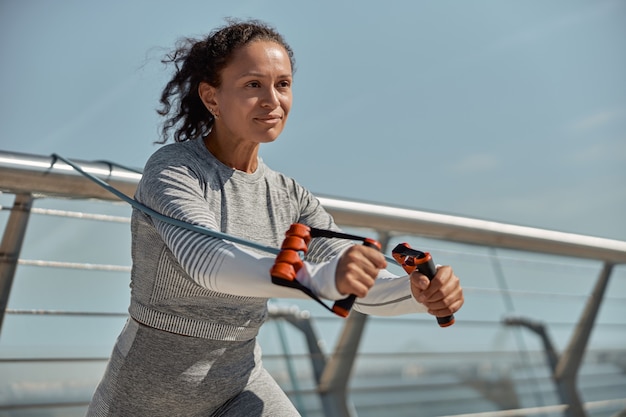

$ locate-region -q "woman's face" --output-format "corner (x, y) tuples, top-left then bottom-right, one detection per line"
(202, 40), (293, 146)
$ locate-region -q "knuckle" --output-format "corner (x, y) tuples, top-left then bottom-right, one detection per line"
(355, 286), (368, 298)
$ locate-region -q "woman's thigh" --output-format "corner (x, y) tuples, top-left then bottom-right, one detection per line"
(88, 319), (259, 417)
(216, 367), (300, 417)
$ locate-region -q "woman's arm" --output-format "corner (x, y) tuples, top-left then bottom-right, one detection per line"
(136, 150), (346, 300)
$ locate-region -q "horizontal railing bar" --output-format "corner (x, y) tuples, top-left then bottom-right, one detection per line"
(16, 207), (130, 223)
(574, 382), (626, 392)
(17, 259), (131, 272)
(0, 357), (109, 362)
(0, 151), (140, 201)
(319, 197), (626, 264)
(1, 150), (624, 263)
(348, 375), (626, 393)
(436, 398), (626, 417)
(5, 309), (128, 317)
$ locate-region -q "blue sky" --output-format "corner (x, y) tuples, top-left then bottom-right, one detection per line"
(1, 0), (624, 243)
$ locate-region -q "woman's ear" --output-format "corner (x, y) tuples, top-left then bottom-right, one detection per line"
(198, 82), (218, 116)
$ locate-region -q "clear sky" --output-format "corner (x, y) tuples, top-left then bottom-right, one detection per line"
(1, 0), (625, 241)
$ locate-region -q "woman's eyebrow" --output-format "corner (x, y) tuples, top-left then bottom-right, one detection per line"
(237, 71), (292, 79)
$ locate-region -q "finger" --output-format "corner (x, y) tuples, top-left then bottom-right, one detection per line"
(419, 266), (454, 300)
(410, 273), (430, 291)
(340, 260), (378, 297)
(345, 245), (385, 268)
(427, 296), (464, 317)
(424, 285), (464, 315)
(350, 246), (386, 279)
(348, 253), (383, 282)
(361, 245), (387, 269)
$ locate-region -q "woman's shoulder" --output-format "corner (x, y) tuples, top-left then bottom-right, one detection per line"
(142, 139), (216, 177)
(146, 140), (203, 166)
(138, 140), (214, 190)
(136, 140), (214, 200)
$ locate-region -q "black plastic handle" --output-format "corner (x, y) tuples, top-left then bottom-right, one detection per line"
(413, 253), (455, 328)
(391, 243), (455, 328)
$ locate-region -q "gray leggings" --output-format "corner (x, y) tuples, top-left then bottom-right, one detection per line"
(87, 319), (300, 417)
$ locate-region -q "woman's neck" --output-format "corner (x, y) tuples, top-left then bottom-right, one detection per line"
(203, 133), (259, 173)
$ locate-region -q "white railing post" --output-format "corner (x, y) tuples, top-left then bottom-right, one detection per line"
(0, 193), (34, 333)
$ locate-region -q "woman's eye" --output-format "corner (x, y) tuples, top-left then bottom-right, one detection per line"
(247, 81), (260, 88)
(278, 80), (291, 88)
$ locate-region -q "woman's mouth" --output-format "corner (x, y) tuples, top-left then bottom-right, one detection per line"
(255, 115), (282, 125)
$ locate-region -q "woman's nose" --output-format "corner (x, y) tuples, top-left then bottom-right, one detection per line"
(261, 86), (280, 107)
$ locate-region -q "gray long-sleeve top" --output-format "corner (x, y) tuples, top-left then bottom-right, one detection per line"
(128, 138), (426, 341)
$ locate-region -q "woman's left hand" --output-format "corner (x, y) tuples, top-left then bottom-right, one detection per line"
(410, 265), (464, 318)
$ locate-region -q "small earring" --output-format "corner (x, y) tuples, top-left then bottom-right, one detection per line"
(210, 108), (220, 119)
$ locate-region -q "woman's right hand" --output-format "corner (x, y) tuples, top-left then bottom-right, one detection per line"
(335, 245), (387, 297)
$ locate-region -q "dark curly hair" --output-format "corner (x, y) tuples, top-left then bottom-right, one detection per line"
(156, 19), (296, 144)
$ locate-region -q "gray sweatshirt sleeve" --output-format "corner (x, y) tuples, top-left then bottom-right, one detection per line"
(353, 269), (428, 316)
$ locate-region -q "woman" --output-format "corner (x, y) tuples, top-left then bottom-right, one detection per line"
(87, 19), (464, 416)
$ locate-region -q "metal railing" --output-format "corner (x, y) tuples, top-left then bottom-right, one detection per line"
(1, 150), (625, 417)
